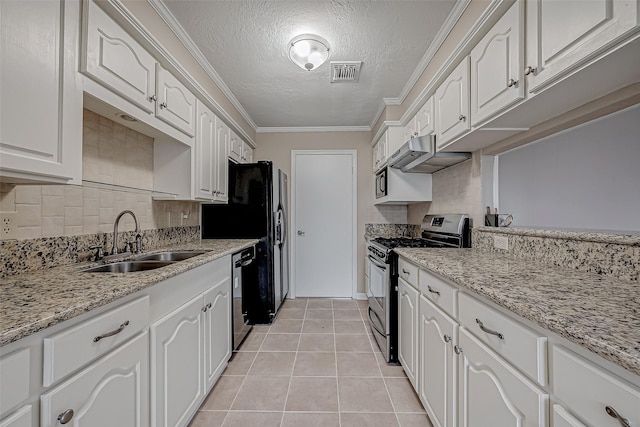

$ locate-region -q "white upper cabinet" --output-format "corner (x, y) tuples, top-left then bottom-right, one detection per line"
(195, 100), (216, 201)
(470, 1), (524, 126)
(373, 132), (388, 173)
(213, 117), (229, 203)
(229, 131), (253, 164)
(525, 0), (639, 94)
(416, 96), (436, 138)
(83, 1), (156, 113)
(435, 57), (470, 150)
(156, 65), (196, 137)
(0, 0), (82, 184)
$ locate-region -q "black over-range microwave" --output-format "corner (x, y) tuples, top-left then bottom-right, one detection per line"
(375, 168), (387, 199)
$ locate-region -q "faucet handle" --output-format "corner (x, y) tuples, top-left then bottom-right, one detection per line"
(89, 245), (104, 261)
(124, 241), (136, 253)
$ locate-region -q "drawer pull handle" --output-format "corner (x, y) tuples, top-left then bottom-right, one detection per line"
(427, 285), (440, 296)
(476, 318), (504, 339)
(93, 321), (130, 342)
(605, 406), (631, 427)
(402, 268), (410, 275)
(454, 345), (463, 355)
(58, 409), (74, 424)
(443, 334), (451, 343)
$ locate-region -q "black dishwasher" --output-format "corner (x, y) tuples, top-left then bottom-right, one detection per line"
(231, 246), (256, 350)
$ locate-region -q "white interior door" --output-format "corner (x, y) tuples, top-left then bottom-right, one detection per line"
(291, 151), (356, 298)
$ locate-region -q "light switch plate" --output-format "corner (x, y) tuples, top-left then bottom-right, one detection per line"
(493, 235), (509, 251)
(1, 211), (17, 240)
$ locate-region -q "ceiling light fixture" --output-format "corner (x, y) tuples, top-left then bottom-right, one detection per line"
(288, 34), (330, 71)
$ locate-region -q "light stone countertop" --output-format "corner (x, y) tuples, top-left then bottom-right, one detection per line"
(394, 247), (640, 377)
(0, 239), (258, 347)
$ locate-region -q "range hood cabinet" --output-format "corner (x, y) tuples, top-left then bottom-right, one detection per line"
(388, 135), (471, 173)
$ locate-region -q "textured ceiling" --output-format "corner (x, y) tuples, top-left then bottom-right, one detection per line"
(160, 0), (459, 129)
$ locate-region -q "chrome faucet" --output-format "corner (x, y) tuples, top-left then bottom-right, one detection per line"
(111, 210), (142, 255)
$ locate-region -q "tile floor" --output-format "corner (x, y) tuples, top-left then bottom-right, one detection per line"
(189, 298), (433, 427)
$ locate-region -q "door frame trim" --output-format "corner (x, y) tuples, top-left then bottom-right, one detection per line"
(290, 150), (358, 299)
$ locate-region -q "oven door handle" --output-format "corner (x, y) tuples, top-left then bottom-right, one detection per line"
(368, 255), (387, 270)
(368, 307), (385, 336)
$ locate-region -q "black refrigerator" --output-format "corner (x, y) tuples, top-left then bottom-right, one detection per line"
(201, 161), (289, 324)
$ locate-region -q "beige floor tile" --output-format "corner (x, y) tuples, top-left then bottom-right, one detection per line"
(332, 299), (359, 310)
(237, 332), (265, 351)
(252, 324), (271, 333)
(375, 352), (407, 378)
(223, 352), (256, 376)
(285, 377), (339, 412)
(298, 333), (335, 352)
(231, 376), (290, 410)
(386, 378), (425, 413)
(341, 413), (400, 427)
(281, 412), (340, 427)
(337, 352), (381, 377)
(305, 309), (334, 320)
(396, 413), (435, 427)
(260, 333), (300, 351)
(333, 309), (363, 321)
(357, 299), (369, 309)
(293, 352), (337, 376)
(188, 410), (227, 427)
(277, 308), (306, 319)
(335, 334), (374, 352)
(282, 298), (307, 309)
(302, 319), (334, 333)
(200, 376), (244, 410)
(306, 299), (333, 309)
(334, 320), (368, 334)
(248, 351), (296, 376)
(269, 319), (303, 333)
(338, 377), (394, 412)
(222, 411), (282, 426)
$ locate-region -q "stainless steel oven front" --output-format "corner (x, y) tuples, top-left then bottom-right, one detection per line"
(366, 243), (397, 363)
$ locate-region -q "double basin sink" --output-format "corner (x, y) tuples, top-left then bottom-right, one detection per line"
(79, 251), (208, 273)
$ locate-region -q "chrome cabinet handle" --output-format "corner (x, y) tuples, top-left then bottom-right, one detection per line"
(476, 318), (504, 339)
(149, 94), (157, 102)
(427, 285), (440, 296)
(402, 268), (410, 275)
(443, 334), (451, 343)
(297, 230), (305, 236)
(458, 114), (466, 122)
(606, 406), (631, 427)
(507, 78), (518, 88)
(454, 345), (463, 355)
(160, 102), (167, 109)
(202, 302), (212, 312)
(93, 321), (129, 342)
(524, 66), (537, 76)
(58, 409), (74, 424)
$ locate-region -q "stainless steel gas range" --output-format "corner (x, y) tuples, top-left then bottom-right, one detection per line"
(366, 214), (471, 363)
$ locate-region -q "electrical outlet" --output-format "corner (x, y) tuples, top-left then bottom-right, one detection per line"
(1, 211), (17, 240)
(493, 235), (509, 251)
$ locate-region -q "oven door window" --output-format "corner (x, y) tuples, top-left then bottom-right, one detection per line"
(368, 258), (387, 315)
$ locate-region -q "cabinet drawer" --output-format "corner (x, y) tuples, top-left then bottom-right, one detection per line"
(398, 258), (418, 288)
(552, 345), (640, 427)
(0, 348), (30, 415)
(0, 405), (32, 427)
(458, 292), (547, 386)
(419, 269), (457, 317)
(43, 296), (149, 387)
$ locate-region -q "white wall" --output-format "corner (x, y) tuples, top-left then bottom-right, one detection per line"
(497, 104), (640, 233)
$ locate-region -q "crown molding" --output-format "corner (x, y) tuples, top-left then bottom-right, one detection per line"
(256, 126), (371, 134)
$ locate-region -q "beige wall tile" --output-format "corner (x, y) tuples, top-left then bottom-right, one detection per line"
(0, 185), (16, 211)
(15, 186), (41, 204)
(18, 226), (41, 240)
(42, 216), (64, 237)
(42, 195), (65, 217)
(65, 226), (83, 236)
(42, 186), (64, 196)
(16, 204), (41, 227)
(83, 215), (99, 234)
(64, 207), (83, 226)
(64, 186), (83, 207)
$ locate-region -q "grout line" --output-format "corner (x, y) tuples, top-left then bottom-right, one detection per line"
(333, 305), (342, 427)
(278, 297), (307, 426)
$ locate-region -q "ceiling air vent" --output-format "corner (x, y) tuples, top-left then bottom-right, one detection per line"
(330, 61), (362, 83)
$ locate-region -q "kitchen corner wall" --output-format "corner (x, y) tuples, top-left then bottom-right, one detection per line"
(0, 110), (200, 275)
(407, 152), (483, 227)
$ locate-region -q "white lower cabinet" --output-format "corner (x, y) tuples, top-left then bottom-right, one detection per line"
(551, 404), (586, 427)
(0, 406), (32, 427)
(398, 277), (420, 388)
(203, 274), (232, 392)
(419, 295), (457, 427)
(40, 331), (149, 427)
(456, 328), (548, 427)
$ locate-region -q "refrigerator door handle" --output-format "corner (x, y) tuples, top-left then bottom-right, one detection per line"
(279, 205), (287, 248)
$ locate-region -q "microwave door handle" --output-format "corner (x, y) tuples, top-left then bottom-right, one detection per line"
(380, 174), (386, 193)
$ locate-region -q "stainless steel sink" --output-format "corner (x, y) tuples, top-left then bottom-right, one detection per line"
(80, 260), (176, 273)
(133, 251), (208, 262)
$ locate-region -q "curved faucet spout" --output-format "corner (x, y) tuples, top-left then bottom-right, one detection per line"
(112, 210), (141, 255)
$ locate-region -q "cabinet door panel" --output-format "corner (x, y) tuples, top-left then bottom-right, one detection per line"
(552, 404), (586, 427)
(0, 406), (32, 427)
(457, 328), (547, 427)
(419, 296), (456, 427)
(41, 332), (149, 427)
(436, 57), (470, 149)
(84, 1), (156, 113)
(156, 66), (196, 137)
(416, 96), (435, 137)
(213, 119), (229, 202)
(151, 295), (203, 427)
(204, 273), (232, 391)
(398, 278), (419, 388)
(195, 101), (215, 201)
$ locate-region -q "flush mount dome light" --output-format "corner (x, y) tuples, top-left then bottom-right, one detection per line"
(288, 34), (330, 71)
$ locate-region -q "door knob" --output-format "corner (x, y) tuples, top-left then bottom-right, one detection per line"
(297, 230), (305, 236)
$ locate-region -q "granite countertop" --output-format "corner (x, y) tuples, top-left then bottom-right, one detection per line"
(0, 239), (258, 347)
(394, 248), (640, 377)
